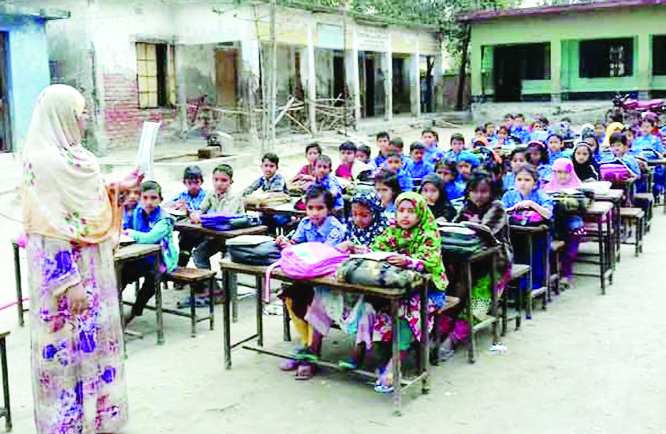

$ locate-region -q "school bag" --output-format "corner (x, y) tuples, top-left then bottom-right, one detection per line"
(600, 162), (633, 183)
(263, 242), (349, 302)
(507, 209), (545, 227)
(437, 222), (483, 262)
(227, 235), (281, 266)
(200, 212), (260, 231)
(335, 254), (426, 292)
(550, 188), (592, 214)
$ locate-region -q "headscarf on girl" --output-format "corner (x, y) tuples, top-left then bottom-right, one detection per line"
(21, 85), (120, 244)
(371, 192), (448, 291)
(601, 122), (625, 151)
(458, 151), (481, 169)
(420, 173), (456, 222)
(544, 158), (583, 193)
(572, 142), (600, 182)
(347, 190), (387, 245)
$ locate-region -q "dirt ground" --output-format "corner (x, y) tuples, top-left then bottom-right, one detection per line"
(2, 126), (666, 434)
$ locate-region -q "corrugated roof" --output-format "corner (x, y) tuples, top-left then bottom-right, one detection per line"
(458, 0), (666, 23)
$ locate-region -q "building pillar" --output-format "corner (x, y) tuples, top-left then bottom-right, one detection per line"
(411, 38), (421, 117)
(433, 36), (445, 112)
(470, 39), (483, 103)
(384, 33), (393, 122)
(550, 38), (562, 103)
(306, 18), (318, 134)
(637, 33), (651, 100)
(350, 24), (361, 126)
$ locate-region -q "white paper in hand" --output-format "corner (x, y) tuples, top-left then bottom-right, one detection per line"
(349, 251), (394, 261)
(136, 121), (161, 178)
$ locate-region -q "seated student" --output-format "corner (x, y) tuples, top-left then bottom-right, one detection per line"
(544, 158), (585, 289)
(383, 152), (414, 192)
(422, 128), (445, 165)
(369, 193), (448, 392)
(490, 126), (517, 149)
(632, 115), (665, 189)
(628, 111), (641, 131)
(485, 121), (497, 141)
(189, 164), (244, 269)
(527, 140), (552, 184)
(373, 131), (391, 168)
(601, 132), (641, 177)
(572, 142), (600, 182)
(313, 155), (344, 209)
(388, 137), (413, 166)
(474, 125), (487, 142)
(356, 144), (372, 165)
(122, 183), (141, 230)
(503, 147), (528, 191)
(582, 133), (602, 164)
(501, 163), (553, 290)
(291, 142), (321, 192)
(599, 122), (623, 162)
(243, 153), (287, 196)
(335, 141), (358, 180)
(374, 170), (402, 216)
(419, 173), (456, 221)
(440, 172), (513, 359)
(123, 181), (178, 325)
(502, 113), (514, 133)
(274, 186), (347, 380)
(443, 133), (465, 163)
(530, 116), (550, 143)
(594, 120), (607, 146)
(511, 113), (532, 144)
(405, 142), (434, 181)
(455, 150), (480, 194)
(435, 159), (465, 201)
(164, 166), (207, 266)
(547, 133), (565, 162)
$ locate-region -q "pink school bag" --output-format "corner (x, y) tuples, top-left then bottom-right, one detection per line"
(600, 163), (633, 183)
(264, 242), (348, 302)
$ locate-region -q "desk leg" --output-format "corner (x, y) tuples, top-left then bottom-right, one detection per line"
(229, 272), (239, 323)
(419, 285), (429, 395)
(282, 287), (291, 342)
(209, 277), (215, 331)
(256, 275), (264, 347)
(526, 234), (533, 320)
(0, 338), (10, 432)
(543, 232), (550, 309)
(491, 253), (499, 342)
(223, 270), (232, 369)
(597, 218), (606, 295)
(606, 216), (614, 285)
(613, 205), (620, 266)
(115, 263), (127, 359)
(13, 243), (24, 328)
(466, 263), (475, 363)
(390, 298), (402, 415)
(154, 257), (164, 345)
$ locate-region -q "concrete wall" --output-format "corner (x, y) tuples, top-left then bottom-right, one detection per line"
(470, 6), (666, 101)
(0, 15), (51, 153)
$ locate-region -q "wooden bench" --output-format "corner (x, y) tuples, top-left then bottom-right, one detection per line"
(0, 331), (10, 432)
(633, 192), (654, 232)
(550, 240), (565, 296)
(502, 264), (531, 334)
(163, 267), (216, 337)
(619, 207), (645, 257)
(429, 296), (461, 366)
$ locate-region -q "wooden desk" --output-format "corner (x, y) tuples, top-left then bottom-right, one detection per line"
(647, 158), (666, 213)
(218, 259), (429, 415)
(594, 189), (624, 264)
(580, 201), (614, 294)
(244, 200), (305, 216)
(509, 224), (551, 318)
(114, 244), (163, 346)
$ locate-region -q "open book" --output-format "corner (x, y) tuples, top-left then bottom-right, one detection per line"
(349, 251), (395, 261)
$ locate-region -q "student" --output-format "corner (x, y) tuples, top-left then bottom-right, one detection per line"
(405, 142), (435, 180)
(628, 111), (641, 130)
(501, 164), (553, 289)
(544, 158), (585, 289)
(502, 113), (514, 132)
(335, 141), (358, 180)
(165, 166), (206, 266)
(291, 142), (321, 192)
(442, 172), (513, 358)
(594, 120), (606, 145)
(243, 153), (287, 196)
(189, 164), (244, 269)
(388, 137), (412, 166)
(436, 159), (465, 201)
(275, 186), (347, 380)
(313, 155), (344, 209)
(582, 133), (602, 163)
(490, 126), (516, 149)
(453, 151), (480, 202)
(369, 193), (448, 392)
(633, 116), (665, 159)
(333, 191), (389, 369)
(123, 181), (178, 325)
(547, 133), (565, 162)
(373, 131), (391, 168)
(383, 152), (414, 192)
(419, 173), (456, 221)
(374, 170), (402, 216)
(602, 132), (641, 176)
(443, 133), (465, 163)
(422, 128), (444, 165)
(474, 125), (487, 142)
(485, 121), (497, 140)
(511, 114), (531, 144)
(503, 147), (528, 191)
(600, 122), (624, 158)
(122, 184), (141, 230)
(531, 116), (550, 143)
(357, 144), (372, 164)
(572, 142), (600, 182)
(527, 141), (552, 183)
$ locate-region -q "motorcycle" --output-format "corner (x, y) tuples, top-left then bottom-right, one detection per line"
(608, 93), (665, 121)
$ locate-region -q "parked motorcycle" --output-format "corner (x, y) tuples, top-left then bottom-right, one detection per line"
(607, 93), (665, 121)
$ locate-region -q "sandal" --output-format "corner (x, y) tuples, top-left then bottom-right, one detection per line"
(295, 363), (314, 381)
(177, 296), (209, 309)
(279, 358), (300, 371)
(373, 369), (394, 393)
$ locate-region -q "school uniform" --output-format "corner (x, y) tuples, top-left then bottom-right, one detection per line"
(442, 149), (462, 164)
(424, 144), (445, 165)
(168, 189), (207, 211)
(548, 150), (564, 162)
(446, 176), (466, 201)
(122, 207), (135, 230)
(632, 134), (664, 157)
(511, 126), (531, 144)
(600, 153), (641, 176)
(316, 174), (345, 208)
(243, 173), (287, 195)
(373, 153), (387, 170)
(502, 172), (516, 191)
(291, 215), (346, 245)
(537, 163), (552, 183)
(405, 159), (434, 180)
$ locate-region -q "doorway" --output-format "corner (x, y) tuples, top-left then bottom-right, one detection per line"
(215, 48), (239, 108)
(493, 46), (522, 102)
(0, 32), (11, 152)
(364, 56), (375, 117)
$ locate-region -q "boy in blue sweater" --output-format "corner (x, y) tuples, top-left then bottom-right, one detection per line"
(383, 152), (414, 192)
(405, 142), (434, 180)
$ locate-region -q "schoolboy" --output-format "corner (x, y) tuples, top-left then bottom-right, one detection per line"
(383, 152), (414, 192)
(356, 145), (372, 164)
(405, 142), (434, 180)
(443, 133), (465, 163)
(314, 155), (344, 209)
(373, 131), (391, 168)
(422, 128), (444, 165)
(165, 166), (207, 212)
(243, 153), (287, 196)
(511, 113), (531, 144)
(388, 137), (412, 166)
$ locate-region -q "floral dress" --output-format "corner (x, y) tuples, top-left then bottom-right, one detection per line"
(28, 235), (127, 434)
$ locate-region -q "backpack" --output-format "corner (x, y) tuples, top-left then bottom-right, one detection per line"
(335, 257), (425, 291)
(600, 163), (633, 183)
(437, 222), (483, 262)
(200, 212), (253, 231)
(508, 209), (545, 226)
(227, 235), (281, 266)
(263, 242), (348, 302)
(550, 188), (592, 214)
